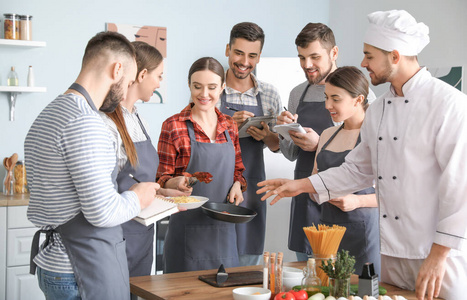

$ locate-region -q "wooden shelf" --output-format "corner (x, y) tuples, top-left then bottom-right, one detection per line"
(0, 86), (46, 93)
(0, 39), (46, 47)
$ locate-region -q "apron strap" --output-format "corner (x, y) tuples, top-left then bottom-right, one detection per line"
(68, 83), (98, 112)
(30, 229), (56, 275)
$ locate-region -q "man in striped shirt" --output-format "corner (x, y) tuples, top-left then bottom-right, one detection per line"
(25, 31), (159, 300)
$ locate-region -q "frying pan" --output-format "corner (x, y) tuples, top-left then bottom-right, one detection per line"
(201, 203), (257, 223)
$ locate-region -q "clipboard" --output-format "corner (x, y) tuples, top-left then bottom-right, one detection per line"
(273, 123), (306, 141)
(237, 115), (275, 138)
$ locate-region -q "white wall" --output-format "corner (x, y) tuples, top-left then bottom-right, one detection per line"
(329, 0), (467, 97)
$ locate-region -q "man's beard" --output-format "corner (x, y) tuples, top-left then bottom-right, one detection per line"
(369, 59), (393, 86)
(306, 59), (333, 85)
(100, 77), (124, 113)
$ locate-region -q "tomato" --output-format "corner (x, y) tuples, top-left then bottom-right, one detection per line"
(289, 289), (308, 300)
(274, 292), (296, 300)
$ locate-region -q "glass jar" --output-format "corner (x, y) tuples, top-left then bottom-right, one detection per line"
(3, 13), (20, 40)
(19, 15), (32, 40)
(3, 169), (15, 195)
(329, 277), (351, 298)
(313, 253), (336, 286)
(14, 161), (28, 194)
(301, 258), (321, 296)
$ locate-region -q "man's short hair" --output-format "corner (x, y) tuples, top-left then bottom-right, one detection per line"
(82, 31), (136, 66)
(295, 23), (336, 52)
(229, 22), (265, 50)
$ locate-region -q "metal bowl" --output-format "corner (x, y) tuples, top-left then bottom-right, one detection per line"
(201, 202), (257, 223)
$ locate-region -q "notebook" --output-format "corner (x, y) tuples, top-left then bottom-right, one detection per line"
(133, 196), (179, 226)
(273, 123), (306, 141)
(238, 115), (275, 138)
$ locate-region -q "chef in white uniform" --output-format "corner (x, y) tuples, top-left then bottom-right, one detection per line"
(257, 10), (467, 300)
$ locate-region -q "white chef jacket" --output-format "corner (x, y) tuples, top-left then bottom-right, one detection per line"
(310, 67), (467, 259)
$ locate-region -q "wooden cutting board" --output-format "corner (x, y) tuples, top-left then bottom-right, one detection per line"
(198, 270), (263, 287)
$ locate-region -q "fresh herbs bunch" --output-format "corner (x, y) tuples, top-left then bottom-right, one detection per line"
(320, 249), (356, 279)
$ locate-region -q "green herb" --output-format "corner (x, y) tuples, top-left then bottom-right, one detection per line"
(319, 249), (356, 280)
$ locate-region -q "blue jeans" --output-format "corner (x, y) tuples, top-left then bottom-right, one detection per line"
(37, 267), (81, 300)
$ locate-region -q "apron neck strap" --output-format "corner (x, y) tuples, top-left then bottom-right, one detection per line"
(68, 83), (98, 112)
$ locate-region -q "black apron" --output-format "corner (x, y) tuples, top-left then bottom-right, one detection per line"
(116, 112), (158, 277)
(30, 83), (130, 300)
(163, 120), (240, 273)
(288, 84), (334, 254)
(220, 92), (266, 256)
(316, 124), (380, 276)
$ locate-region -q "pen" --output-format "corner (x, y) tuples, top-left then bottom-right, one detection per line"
(129, 173), (141, 183)
(283, 106), (296, 123)
(225, 106), (239, 112)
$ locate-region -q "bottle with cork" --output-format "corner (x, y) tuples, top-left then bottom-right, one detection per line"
(7, 67), (19, 86)
(301, 258), (321, 296)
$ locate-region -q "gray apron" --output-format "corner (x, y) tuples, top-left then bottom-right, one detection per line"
(30, 83), (130, 300)
(316, 124), (380, 276)
(220, 92), (266, 256)
(116, 113), (158, 277)
(163, 120), (240, 273)
(288, 84), (334, 254)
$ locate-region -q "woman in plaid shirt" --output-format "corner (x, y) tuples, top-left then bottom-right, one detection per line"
(157, 57), (247, 273)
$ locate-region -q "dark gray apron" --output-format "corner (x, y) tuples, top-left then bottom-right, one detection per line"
(288, 84), (334, 254)
(163, 120), (240, 273)
(30, 83), (130, 300)
(116, 113), (158, 277)
(220, 92), (266, 256)
(316, 124), (380, 276)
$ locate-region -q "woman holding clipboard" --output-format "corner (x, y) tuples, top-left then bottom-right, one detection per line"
(100, 42), (186, 278)
(157, 57), (247, 273)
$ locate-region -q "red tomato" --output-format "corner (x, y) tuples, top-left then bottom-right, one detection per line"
(289, 289), (308, 300)
(274, 292), (296, 300)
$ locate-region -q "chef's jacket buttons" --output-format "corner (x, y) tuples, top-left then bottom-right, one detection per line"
(393, 137), (398, 140)
(395, 216), (399, 220)
(387, 100), (392, 104)
(393, 176), (397, 180)
(405, 100), (409, 103)
(383, 214), (387, 218)
(378, 176), (382, 180)
(379, 137), (383, 140)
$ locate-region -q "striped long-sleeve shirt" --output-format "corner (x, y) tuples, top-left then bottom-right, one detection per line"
(25, 93), (140, 273)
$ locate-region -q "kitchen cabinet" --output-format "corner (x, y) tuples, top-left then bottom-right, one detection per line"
(0, 194), (44, 300)
(0, 38), (47, 121)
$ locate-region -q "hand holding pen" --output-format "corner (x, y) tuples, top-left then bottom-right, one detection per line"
(277, 106), (298, 125)
(128, 174), (161, 209)
(225, 106), (254, 127)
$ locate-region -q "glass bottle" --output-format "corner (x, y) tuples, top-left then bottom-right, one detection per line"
(3, 169), (15, 195)
(301, 258), (321, 296)
(7, 66), (19, 86)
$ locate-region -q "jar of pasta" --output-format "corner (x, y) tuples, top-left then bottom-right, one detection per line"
(3, 13), (20, 40)
(19, 15), (32, 40)
(14, 160), (28, 194)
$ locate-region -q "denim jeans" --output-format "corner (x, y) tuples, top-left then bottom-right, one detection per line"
(37, 267), (81, 300)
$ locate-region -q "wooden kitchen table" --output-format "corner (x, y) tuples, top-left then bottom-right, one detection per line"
(130, 262), (440, 300)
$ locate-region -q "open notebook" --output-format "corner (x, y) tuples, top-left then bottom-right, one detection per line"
(133, 196), (179, 226)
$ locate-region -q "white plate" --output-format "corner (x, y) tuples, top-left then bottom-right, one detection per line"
(170, 195), (209, 210)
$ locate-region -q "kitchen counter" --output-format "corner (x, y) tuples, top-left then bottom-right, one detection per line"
(0, 193), (29, 207)
(130, 262), (443, 300)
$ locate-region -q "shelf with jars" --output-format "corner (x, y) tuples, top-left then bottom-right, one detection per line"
(0, 38), (46, 47)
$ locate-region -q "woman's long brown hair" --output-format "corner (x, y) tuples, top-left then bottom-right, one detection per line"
(106, 41), (163, 167)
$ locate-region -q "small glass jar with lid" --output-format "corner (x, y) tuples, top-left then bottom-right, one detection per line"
(19, 15), (33, 40)
(14, 160), (28, 194)
(3, 13), (20, 40)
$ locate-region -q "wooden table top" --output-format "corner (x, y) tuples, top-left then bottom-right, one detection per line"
(130, 262), (439, 300)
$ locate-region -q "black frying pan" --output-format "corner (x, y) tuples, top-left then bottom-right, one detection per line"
(201, 203), (257, 223)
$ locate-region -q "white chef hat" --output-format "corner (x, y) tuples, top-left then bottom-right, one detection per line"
(364, 10), (430, 56)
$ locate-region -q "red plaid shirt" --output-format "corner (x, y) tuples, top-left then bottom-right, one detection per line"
(157, 104), (246, 191)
